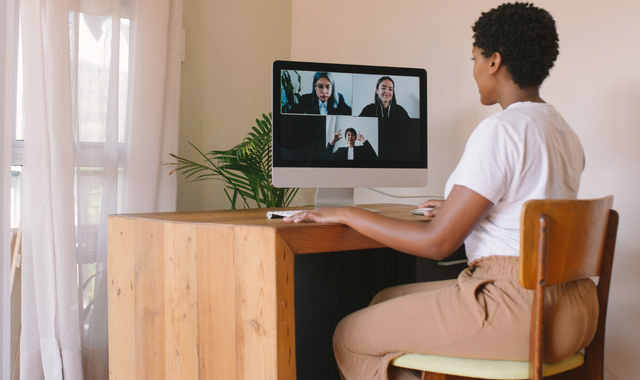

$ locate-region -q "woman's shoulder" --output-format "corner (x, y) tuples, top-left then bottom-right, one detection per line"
(298, 93), (314, 102)
(334, 93), (352, 114)
(469, 102), (564, 148)
(336, 93), (351, 106)
(494, 102), (557, 123)
(359, 103), (377, 116)
(393, 103), (410, 118)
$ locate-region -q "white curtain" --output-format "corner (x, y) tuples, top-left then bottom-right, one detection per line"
(19, 0), (183, 378)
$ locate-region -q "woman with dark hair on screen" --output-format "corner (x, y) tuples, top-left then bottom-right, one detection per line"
(286, 3), (596, 380)
(326, 128), (378, 160)
(359, 76), (410, 120)
(292, 72), (352, 115)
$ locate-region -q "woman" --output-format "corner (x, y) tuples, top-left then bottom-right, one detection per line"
(359, 76), (410, 120)
(292, 72), (352, 115)
(285, 3), (596, 380)
(326, 128), (378, 160)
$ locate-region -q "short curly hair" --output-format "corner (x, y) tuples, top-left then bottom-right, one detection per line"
(472, 2), (559, 88)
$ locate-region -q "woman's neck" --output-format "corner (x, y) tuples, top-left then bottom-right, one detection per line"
(498, 86), (544, 109)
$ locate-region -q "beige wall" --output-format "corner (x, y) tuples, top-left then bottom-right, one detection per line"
(177, 0), (300, 211)
(180, 1), (640, 378)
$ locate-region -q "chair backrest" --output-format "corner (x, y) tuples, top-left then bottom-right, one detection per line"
(519, 196), (614, 289)
(518, 196), (618, 380)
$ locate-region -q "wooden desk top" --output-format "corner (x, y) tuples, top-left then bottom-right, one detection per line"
(109, 204), (429, 254)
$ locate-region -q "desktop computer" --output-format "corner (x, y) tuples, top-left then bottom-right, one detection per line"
(272, 60), (428, 207)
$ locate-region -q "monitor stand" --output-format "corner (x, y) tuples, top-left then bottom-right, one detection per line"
(314, 188), (356, 208)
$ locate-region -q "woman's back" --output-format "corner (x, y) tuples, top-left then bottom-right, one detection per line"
(445, 101), (584, 262)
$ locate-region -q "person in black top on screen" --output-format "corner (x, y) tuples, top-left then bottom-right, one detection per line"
(360, 76), (416, 161)
(326, 128), (377, 160)
(359, 76), (410, 120)
(292, 72), (352, 115)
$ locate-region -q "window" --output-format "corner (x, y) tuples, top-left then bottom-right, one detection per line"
(10, 8), (132, 334)
(10, 12), (130, 226)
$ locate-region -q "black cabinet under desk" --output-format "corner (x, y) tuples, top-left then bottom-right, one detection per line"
(294, 246), (467, 380)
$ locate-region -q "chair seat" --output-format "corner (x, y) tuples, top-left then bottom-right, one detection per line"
(391, 352), (584, 380)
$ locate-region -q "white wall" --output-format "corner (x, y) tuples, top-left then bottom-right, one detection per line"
(291, 1), (640, 378)
(179, 0), (640, 378)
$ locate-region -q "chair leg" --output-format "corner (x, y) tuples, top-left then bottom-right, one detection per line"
(421, 372), (447, 380)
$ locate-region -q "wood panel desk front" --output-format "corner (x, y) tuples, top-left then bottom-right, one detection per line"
(107, 204), (430, 380)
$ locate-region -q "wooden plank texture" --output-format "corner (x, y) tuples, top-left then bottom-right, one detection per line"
(196, 224), (237, 379)
(233, 226), (279, 379)
(108, 216), (136, 380)
(164, 222), (199, 379)
(133, 219), (166, 379)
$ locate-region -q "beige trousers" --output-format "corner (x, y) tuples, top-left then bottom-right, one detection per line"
(332, 256), (598, 380)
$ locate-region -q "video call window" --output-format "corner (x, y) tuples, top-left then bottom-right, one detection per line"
(276, 66), (425, 167)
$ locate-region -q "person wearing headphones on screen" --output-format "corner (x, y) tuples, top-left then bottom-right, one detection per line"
(359, 76), (410, 121)
(326, 128), (378, 160)
(285, 3), (595, 380)
(292, 72), (352, 115)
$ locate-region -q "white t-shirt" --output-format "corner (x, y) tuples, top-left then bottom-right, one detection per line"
(444, 102), (584, 263)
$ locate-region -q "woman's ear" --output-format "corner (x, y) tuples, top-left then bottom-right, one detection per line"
(489, 52), (503, 74)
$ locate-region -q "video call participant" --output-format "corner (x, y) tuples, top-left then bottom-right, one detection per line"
(326, 128), (377, 160)
(286, 3), (594, 380)
(359, 76), (410, 120)
(360, 76), (417, 161)
(292, 72), (352, 115)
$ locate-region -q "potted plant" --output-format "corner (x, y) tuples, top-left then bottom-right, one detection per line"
(170, 113), (298, 209)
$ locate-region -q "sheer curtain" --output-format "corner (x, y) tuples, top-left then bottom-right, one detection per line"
(19, 0), (182, 378)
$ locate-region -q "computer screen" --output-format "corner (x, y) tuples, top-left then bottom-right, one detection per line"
(272, 60), (428, 207)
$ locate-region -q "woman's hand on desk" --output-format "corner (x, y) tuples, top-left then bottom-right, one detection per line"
(283, 207), (348, 224)
(418, 199), (444, 219)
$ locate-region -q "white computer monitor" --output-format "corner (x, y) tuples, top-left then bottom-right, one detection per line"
(272, 60), (428, 207)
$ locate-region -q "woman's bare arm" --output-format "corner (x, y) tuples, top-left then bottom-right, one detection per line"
(284, 185), (493, 260)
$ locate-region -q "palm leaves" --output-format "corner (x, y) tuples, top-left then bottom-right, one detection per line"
(170, 113), (298, 209)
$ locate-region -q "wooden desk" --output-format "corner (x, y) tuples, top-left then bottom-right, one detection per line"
(107, 204), (433, 380)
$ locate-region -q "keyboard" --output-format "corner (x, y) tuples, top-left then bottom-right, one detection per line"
(266, 210), (306, 219)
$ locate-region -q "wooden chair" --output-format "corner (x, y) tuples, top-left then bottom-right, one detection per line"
(391, 196), (618, 380)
